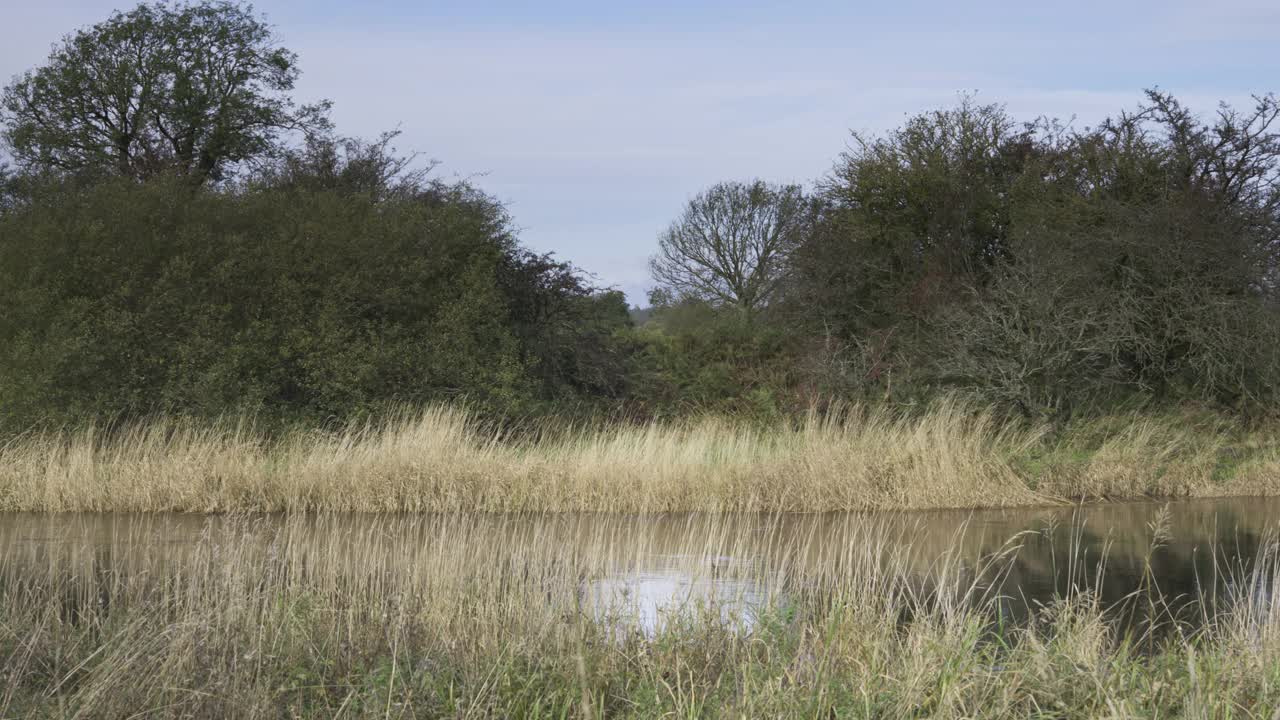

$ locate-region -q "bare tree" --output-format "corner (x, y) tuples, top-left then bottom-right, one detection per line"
(649, 180), (812, 317)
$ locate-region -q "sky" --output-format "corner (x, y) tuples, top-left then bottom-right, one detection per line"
(3, 1), (1278, 304)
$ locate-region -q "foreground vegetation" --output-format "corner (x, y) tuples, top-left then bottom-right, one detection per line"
(1, 402), (1276, 513)
(0, 512), (1277, 717)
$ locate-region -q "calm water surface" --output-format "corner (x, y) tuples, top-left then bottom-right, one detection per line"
(2, 498), (1278, 635)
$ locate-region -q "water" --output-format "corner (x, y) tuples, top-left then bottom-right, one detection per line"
(2, 498), (1278, 636)
(580, 499), (1280, 636)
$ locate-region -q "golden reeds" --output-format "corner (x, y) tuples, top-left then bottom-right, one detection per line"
(1, 512), (1278, 717)
(2, 400), (1278, 512)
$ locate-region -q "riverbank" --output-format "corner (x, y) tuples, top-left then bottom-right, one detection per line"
(2, 512), (1277, 717)
(1, 401), (1278, 513)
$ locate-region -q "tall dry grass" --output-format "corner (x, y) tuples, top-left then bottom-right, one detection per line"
(1, 400), (1277, 513)
(1, 512), (1278, 717)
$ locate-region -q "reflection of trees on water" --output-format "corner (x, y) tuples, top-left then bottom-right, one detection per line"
(938, 504), (1277, 637)
(3, 500), (1279, 638)
(748, 500), (1280, 637)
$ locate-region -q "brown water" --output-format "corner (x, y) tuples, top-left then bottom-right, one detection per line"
(2, 498), (1278, 635)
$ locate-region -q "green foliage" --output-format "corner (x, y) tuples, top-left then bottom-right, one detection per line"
(626, 300), (798, 420)
(0, 169), (630, 430)
(795, 97), (1027, 335)
(1, 1), (330, 183)
(4, 0), (1280, 430)
(789, 91), (1280, 419)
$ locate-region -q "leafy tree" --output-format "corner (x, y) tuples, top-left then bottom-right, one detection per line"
(792, 98), (1030, 339)
(650, 180), (814, 318)
(497, 251), (634, 403)
(790, 91), (1280, 418)
(1, 1), (329, 184)
(0, 158), (632, 429)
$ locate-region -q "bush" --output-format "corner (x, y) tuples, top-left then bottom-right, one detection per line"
(0, 171), (630, 430)
(788, 91), (1280, 419)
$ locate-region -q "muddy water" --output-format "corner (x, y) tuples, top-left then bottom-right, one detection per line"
(1, 498), (1278, 635)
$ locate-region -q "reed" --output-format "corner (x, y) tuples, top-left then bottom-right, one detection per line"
(1, 512), (1277, 717)
(0, 400), (1277, 513)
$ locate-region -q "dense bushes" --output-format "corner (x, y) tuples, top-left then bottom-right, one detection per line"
(0, 167), (632, 430)
(622, 92), (1280, 424)
(788, 92), (1280, 419)
(2, 81), (1278, 430)
(625, 301), (800, 420)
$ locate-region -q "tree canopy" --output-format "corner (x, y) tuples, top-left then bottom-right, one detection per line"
(3, 0), (1279, 428)
(1, 1), (329, 183)
(787, 90), (1280, 417)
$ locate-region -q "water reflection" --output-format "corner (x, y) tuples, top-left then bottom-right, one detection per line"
(1, 497), (1278, 637)
(577, 499), (1280, 636)
(587, 556), (771, 635)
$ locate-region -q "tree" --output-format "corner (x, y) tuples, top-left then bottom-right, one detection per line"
(253, 129), (436, 202)
(1, 1), (329, 184)
(793, 98), (1030, 338)
(787, 91), (1280, 417)
(0, 132), (640, 429)
(649, 180), (813, 318)
(0, 162), (15, 214)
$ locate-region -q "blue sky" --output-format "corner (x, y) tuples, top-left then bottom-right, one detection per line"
(4, 1), (1278, 304)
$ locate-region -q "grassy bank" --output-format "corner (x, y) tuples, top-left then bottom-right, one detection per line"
(1, 513), (1278, 717)
(2, 401), (1279, 513)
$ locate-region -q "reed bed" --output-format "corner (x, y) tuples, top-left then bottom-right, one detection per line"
(2, 401), (1276, 513)
(1, 512), (1278, 717)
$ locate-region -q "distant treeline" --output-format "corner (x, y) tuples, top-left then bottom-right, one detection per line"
(1, 1), (1277, 430)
